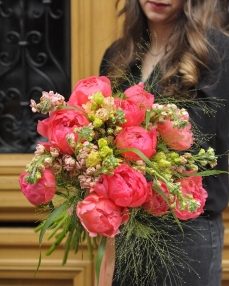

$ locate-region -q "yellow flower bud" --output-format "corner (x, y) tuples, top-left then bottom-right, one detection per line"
(98, 138), (108, 148)
(88, 114), (96, 121)
(93, 92), (104, 105)
(91, 102), (98, 111)
(36, 171), (41, 180)
(93, 118), (103, 128)
(198, 148), (205, 155)
(86, 151), (102, 167)
(99, 146), (113, 158)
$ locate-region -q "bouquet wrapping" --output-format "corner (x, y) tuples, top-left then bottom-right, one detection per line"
(19, 75), (222, 285)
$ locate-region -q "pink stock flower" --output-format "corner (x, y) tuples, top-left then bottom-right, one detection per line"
(34, 143), (45, 156)
(76, 193), (123, 237)
(68, 76), (112, 107)
(124, 83), (154, 109)
(114, 98), (145, 128)
(157, 119), (193, 150)
(37, 109), (89, 154)
(143, 181), (170, 216)
(19, 169), (56, 206)
(115, 126), (157, 161)
(173, 173), (208, 220)
(92, 164), (150, 207)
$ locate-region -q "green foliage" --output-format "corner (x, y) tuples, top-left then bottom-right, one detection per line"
(113, 210), (193, 286)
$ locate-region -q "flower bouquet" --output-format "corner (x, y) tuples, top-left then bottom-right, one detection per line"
(19, 76), (223, 285)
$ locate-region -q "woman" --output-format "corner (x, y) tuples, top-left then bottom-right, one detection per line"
(99, 1), (229, 285)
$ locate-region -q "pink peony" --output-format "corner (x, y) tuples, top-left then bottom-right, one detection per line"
(68, 76), (112, 107)
(37, 109), (89, 154)
(92, 164), (150, 207)
(124, 83), (154, 109)
(173, 174), (208, 220)
(157, 119), (193, 151)
(114, 98), (145, 128)
(143, 181), (170, 216)
(19, 169), (56, 206)
(76, 193), (123, 237)
(115, 126), (157, 161)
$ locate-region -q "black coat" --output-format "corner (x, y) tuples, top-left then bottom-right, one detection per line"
(99, 30), (229, 215)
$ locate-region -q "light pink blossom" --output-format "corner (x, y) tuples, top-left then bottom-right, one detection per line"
(115, 126), (157, 161)
(174, 173), (208, 220)
(124, 83), (154, 109)
(68, 76), (112, 107)
(37, 109), (89, 154)
(19, 169), (56, 206)
(157, 119), (193, 150)
(76, 193), (123, 237)
(143, 181), (170, 216)
(114, 98), (145, 128)
(92, 164), (150, 207)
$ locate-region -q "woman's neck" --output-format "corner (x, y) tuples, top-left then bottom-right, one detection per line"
(148, 23), (174, 52)
(141, 23), (174, 82)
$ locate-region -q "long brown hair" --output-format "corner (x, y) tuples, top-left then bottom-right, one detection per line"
(106, 0), (229, 97)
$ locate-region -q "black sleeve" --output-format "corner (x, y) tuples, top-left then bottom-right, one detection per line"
(188, 31), (229, 214)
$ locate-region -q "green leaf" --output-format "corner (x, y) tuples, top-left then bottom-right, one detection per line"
(47, 213), (68, 240)
(57, 105), (87, 116)
(34, 221), (45, 233)
(45, 215), (72, 256)
(62, 218), (75, 265)
(95, 236), (107, 286)
(86, 232), (94, 261)
(34, 248), (42, 278)
(117, 147), (170, 183)
(73, 228), (81, 254)
(55, 191), (69, 199)
(182, 170), (228, 177)
(145, 109), (151, 130)
(39, 198), (74, 246)
(35, 200), (73, 274)
(132, 220), (154, 238)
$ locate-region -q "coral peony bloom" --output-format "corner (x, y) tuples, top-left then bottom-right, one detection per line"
(76, 193), (123, 237)
(143, 181), (170, 216)
(157, 119), (193, 151)
(173, 174), (208, 220)
(124, 83), (154, 109)
(92, 164), (150, 207)
(115, 126), (157, 161)
(114, 98), (145, 128)
(68, 76), (112, 107)
(19, 169), (56, 206)
(37, 109), (89, 154)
